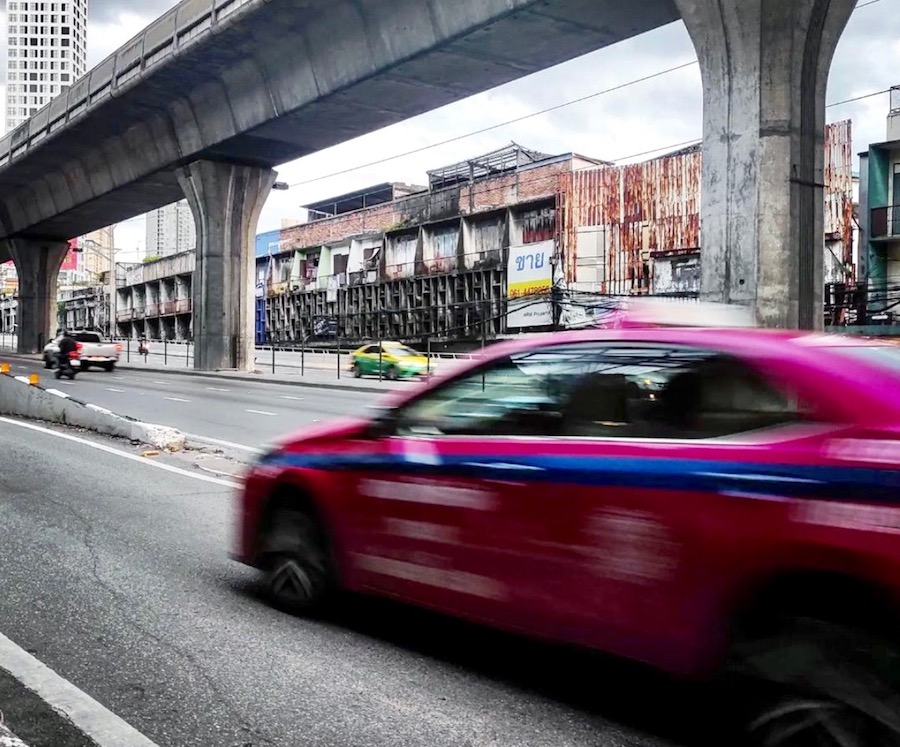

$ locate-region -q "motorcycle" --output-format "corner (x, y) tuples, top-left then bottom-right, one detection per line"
(54, 351), (80, 380)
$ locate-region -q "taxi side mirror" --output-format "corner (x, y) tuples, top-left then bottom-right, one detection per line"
(365, 409), (398, 439)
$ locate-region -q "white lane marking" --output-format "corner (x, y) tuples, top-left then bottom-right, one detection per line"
(245, 409), (277, 416)
(112, 376), (125, 380)
(184, 433), (262, 454)
(279, 395), (304, 401)
(152, 381), (167, 385)
(106, 388), (126, 393)
(164, 397), (190, 403)
(0, 630), (163, 747)
(45, 388), (70, 398)
(0, 417), (238, 489)
(205, 387), (230, 392)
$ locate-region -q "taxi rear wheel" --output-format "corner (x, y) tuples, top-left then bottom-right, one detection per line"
(386, 366), (398, 381)
(262, 506), (333, 616)
(730, 617), (900, 746)
(351, 362), (362, 378)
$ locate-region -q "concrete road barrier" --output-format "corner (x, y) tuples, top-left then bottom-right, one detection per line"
(0, 371), (185, 451)
(0, 723), (29, 747)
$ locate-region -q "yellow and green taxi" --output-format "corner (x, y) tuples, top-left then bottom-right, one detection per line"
(349, 341), (433, 380)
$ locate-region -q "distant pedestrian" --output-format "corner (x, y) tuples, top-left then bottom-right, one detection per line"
(138, 336), (149, 360)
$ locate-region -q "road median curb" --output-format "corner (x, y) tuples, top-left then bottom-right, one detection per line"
(0, 723), (29, 747)
(0, 371), (185, 450)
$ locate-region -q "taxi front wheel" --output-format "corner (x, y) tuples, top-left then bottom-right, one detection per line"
(262, 507), (334, 616)
(729, 616), (900, 746)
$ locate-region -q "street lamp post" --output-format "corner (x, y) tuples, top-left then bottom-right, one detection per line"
(79, 232), (119, 337)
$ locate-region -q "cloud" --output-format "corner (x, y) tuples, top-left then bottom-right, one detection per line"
(0, 0), (176, 25)
(87, 3), (180, 65)
(88, 0), (175, 25)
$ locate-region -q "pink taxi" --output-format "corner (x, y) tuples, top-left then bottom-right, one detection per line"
(235, 303), (900, 745)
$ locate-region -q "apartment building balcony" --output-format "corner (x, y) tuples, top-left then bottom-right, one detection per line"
(871, 205), (900, 241)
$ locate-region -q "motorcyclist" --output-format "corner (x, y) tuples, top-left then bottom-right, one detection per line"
(56, 329), (78, 372)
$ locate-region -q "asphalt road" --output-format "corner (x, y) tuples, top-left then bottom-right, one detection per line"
(0, 418), (708, 747)
(12, 364), (390, 450)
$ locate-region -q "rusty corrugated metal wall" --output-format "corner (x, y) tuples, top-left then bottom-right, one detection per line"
(559, 121), (853, 293)
(823, 119), (854, 273)
(558, 147), (700, 294)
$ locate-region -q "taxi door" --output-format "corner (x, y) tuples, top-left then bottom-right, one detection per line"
(341, 429), (506, 620)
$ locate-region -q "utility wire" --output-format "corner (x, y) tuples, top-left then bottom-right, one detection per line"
(283, 0), (884, 191)
(288, 76), (892, 188)
(285, 61), (699, 189)
(826, 87), (894, 109)
(611, 83), (895, 161)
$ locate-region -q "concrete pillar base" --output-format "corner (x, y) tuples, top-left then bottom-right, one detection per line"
(3, 238), (69, 353)
(676, 0), (855, 329)
(176, 161), (276, 371)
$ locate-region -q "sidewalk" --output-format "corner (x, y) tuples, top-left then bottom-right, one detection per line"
(0, 351), (414, 394)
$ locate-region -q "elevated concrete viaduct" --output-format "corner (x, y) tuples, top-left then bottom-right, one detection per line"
(0, 0), (857, 367)
(0, 0), (679, 366)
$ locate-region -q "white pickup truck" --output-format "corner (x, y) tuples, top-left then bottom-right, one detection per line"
(43, 331), (121, 372)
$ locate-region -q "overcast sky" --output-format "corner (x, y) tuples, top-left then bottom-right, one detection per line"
(1, 0), (899, 259)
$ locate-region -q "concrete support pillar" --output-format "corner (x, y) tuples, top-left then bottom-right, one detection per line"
(675, 0), (855, 329)
(3, 238), (69, 353)
(176, 161), (275, 371)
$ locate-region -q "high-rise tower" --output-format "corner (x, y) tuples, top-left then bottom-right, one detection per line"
(4, 0), (88, 133)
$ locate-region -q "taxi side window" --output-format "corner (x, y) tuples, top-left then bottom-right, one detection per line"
(656, 356), (807, 438)
(395, 353), (563, 437)
(394, 342), (807, 440)
(559, 347), (807, 439)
